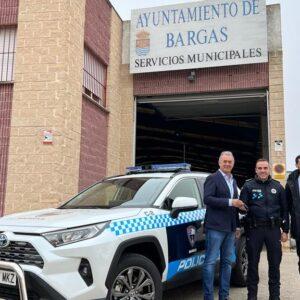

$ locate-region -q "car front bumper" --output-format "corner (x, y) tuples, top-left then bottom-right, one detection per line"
(0, 230), (116, 300)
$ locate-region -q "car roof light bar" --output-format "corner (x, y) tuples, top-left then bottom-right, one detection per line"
(151, 163), (191, 171)
(126, 163), (191, 174)
(126, 166), (143, 173)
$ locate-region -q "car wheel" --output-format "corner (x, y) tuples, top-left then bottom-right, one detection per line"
(231, 235), (247, 287)
(107, 253), (162, 300)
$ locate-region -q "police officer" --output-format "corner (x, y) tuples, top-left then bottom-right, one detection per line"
(240, 158), (289, 300)
(286, 155), (300, 273)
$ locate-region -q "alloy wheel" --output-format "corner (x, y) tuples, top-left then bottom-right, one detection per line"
(111, 266), (155, 300)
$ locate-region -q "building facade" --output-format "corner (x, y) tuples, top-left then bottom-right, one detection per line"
(0, 0), (286, 215)
(122, 3), (286, 186)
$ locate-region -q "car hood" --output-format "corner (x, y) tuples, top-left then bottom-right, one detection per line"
(0, 207), (142, 234)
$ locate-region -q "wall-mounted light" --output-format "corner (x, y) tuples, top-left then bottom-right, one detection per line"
(187, 70), (196, 82)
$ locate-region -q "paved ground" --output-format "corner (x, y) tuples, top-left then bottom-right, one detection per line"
(164, 250), (299, 300)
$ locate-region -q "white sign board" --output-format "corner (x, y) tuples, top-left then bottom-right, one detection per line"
(274, 140), (283, 152)
(130, 0), (268, 74)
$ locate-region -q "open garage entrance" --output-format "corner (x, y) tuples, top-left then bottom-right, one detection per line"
(135, 90), (269, 186)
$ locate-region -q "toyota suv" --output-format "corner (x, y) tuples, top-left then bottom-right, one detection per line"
(0, 163), (247, 299)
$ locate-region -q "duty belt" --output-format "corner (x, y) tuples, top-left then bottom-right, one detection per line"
(244, 217), (282, 229)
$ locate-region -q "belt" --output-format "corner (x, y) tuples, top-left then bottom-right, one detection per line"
(255, 220), (272, 227)
(244, 217), (282, 229)
(253, 218), (282, 228)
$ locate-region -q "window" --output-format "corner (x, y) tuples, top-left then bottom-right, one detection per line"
(196, 178), (205, 204)
(61, 177), (170, 209)
(0, 27), (16, 82)
(163, 178), (202, 210)
(83, 48), (107, 106)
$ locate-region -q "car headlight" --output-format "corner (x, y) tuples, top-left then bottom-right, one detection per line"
(42, 223), (107, 247)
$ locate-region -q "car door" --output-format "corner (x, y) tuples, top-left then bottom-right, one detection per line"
(163, 177), (206, 286)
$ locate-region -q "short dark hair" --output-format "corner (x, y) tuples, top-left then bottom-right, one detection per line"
(296, 155), (300, 164)
(256, 158), (269, 166)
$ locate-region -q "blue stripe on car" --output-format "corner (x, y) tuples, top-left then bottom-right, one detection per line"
(109, 209), (206, 236)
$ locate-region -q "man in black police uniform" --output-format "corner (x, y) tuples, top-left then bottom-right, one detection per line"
(286, 155), (300, 273)
(240, 158), (289, 300)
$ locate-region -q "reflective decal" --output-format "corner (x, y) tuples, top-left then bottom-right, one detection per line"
(167, 254), (205, 280)
(109, 209), (206, 236)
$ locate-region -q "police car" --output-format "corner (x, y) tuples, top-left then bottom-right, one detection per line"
(0, 163), (247, 300)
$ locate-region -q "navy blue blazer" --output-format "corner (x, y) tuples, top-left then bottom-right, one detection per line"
(204, 170), (240, 233)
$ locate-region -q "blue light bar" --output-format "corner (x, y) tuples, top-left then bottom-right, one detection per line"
(126, 166), (143, 173)
(126, 163), (191, 174)
(151, 163), (191, 171)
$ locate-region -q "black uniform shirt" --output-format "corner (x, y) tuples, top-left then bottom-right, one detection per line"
(240, 176), (289, 233)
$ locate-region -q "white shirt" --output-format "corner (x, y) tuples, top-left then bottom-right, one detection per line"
(219, 169), (234, 206)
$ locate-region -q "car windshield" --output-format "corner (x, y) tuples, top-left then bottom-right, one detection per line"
(60, 177), (170, 209)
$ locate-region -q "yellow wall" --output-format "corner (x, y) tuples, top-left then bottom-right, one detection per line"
(5, 0), (85, 214)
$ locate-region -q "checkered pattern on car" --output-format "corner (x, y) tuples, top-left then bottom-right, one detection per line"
(109, 209), (206, 236)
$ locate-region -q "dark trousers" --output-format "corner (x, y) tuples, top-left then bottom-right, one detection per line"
(296, 239), (300, 269)
(246, 226), (282, 299)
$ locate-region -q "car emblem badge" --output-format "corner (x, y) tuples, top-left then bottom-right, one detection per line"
(0, 234), (9, 248)
(187, 226), (196, 248)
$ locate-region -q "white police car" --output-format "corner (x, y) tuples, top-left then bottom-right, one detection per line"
(0, 163), (247, 300)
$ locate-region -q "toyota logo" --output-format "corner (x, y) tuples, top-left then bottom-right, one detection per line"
(0, 234), (9, 248)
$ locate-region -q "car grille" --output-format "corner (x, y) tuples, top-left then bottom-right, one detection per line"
(0, 284), (39, 300)
(0, 241), (44, 268)
(0, 272), (65, 300)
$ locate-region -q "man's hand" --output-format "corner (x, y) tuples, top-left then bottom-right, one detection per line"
(232, 199), (247, 211)
(281, 232), (288, 243)
(235, 228), (241, 239)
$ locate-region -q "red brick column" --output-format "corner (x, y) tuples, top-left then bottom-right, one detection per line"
(78, 97), (108, 191)
(134, 63), (269, 96)
(0, 0), (19, 26)
(84, 0), (112, 64)
(0, 84), (13, 215)
(78, 0), (112, 190)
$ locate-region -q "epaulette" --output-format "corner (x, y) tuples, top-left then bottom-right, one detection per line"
(243, 178), (254, 186)
(272, 178), (281, 184)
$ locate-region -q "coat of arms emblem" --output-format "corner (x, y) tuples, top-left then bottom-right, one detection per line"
(187, 225), (196, 248)
(136, 30), (150, 56)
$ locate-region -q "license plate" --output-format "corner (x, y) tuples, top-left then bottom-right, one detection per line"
(0, 270), (16, 286)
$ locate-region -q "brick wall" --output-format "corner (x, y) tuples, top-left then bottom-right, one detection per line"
(84, 0), (111, 64)
(0, 0), (19, 26)
(134, 63), (269, 96)
(120, 64), (134, 173)
(268, 51), (286, 183)
(0, 0), (18, 215)
(106, 11), (136, 176)
(79, 97), (108, 191)
(79, 0), (112, 189)
(106, 9), (123, 176)
(0, 84), (13, 215)
(5, 0), (85, 214)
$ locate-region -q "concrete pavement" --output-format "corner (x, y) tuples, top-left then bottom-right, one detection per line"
(164, 250), (299, 299)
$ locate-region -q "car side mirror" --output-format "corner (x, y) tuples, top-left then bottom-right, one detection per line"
(170, 197), (198, 219)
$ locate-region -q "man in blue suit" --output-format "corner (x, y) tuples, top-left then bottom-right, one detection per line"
(202, 151), (246, 300)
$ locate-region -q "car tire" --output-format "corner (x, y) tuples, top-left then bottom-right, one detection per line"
(107, 253), (162, 300)
(231, 235), (247, 287)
